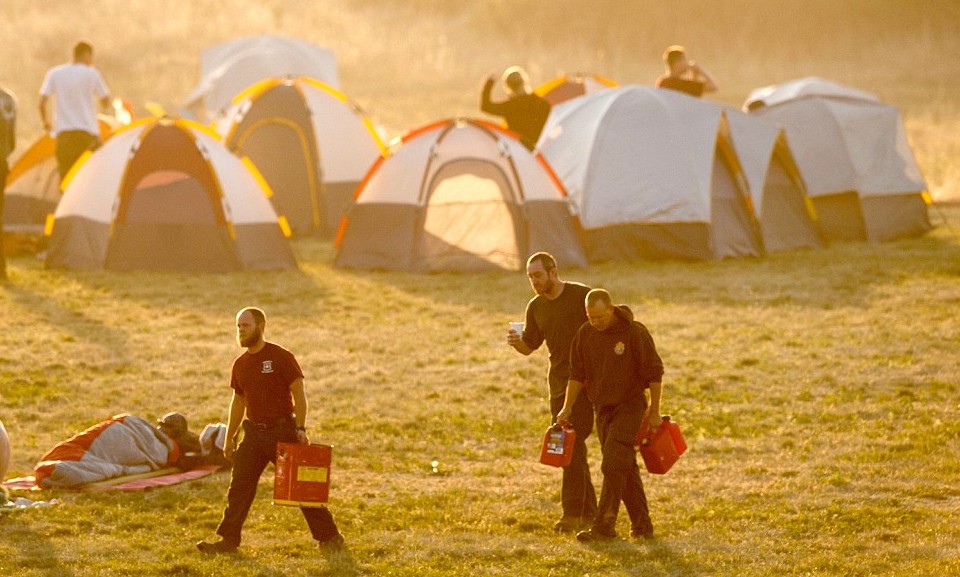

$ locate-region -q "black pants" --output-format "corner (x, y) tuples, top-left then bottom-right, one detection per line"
(550, 383), (597, 520)
(55, 130), (98, 181)
(593, 399), (652, 536)
(215, 420), (339, 545)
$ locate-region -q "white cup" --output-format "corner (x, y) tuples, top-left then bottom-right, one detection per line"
(509, 321), (524, 336)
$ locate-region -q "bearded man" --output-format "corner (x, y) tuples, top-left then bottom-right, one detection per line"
(507, 252), (597, 532)
(197, 307), (344, 554)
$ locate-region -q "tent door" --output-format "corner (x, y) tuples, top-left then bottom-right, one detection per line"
(105, 170), (242, 272)
(232, 118), (322, 235)
(419, 160), (522, 271)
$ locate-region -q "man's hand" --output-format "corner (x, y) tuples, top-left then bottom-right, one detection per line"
(296, 429), (310, 445)
(556, 405), (572, 427)
(223, 438), (236, 461)
(643, 408), (662, 433)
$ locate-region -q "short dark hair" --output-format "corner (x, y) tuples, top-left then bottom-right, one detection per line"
(585, 288), (612, 309)
(73, 41), (93, 60)
(237, 306), (266, 326)
(526, 251), (556, 272)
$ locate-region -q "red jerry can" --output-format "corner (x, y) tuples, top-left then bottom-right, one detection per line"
(635, 415), (686, 475)
(539, 423), (576, 467)
(274, 442), (332, 507)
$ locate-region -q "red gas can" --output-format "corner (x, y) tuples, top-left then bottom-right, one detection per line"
(540, 424), (576, 467)
(274, 442), (332, 507)
(635, 415), (686, 475)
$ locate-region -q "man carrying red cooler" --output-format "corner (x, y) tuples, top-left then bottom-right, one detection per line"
(196, 307), (344, 553)
(557, 289), (664, 542)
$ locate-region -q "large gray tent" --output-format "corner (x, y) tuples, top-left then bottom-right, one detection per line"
(745, 77), (930, 243)
(538, 86), (763, 262)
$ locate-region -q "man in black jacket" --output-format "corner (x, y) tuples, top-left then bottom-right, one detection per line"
(557, 289), (664, 541)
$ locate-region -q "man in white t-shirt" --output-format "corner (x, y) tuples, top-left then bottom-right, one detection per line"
(39, 41), (111, 181)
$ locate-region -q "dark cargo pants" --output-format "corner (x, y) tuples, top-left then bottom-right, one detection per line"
(550, 385), (598, 521)
(215, 419), (339, 545)
(593, 398), (653, 537)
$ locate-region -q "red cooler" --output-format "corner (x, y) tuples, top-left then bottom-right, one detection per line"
(540, 424), (576, 467)
(274, 442), (332, 507)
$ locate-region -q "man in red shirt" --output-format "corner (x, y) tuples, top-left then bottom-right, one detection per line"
(197, 307), (344, 553)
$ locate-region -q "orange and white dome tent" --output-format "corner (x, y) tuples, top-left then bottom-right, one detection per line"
(216, 76), (386, 237)
(45, 117), (296, 272)
(335, 118), (587, 272)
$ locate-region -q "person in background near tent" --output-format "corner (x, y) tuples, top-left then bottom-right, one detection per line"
(38, 40), (111, 181)
(557, 289), (664, 542)
(508, 252), (598, 532)
(655, 45), (718, 98)
(197, 307), (344, 554)
(480, 66), (551, 150)
(0, 85), (15, 281)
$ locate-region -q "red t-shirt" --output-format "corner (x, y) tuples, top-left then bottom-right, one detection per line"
(230, 342), (303, 423)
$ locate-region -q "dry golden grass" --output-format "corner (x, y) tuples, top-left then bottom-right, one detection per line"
(1, 208), (958, 576)
(2, 3), (960, 575)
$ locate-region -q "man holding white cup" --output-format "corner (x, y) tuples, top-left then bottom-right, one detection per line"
(508, 252), (597, 532)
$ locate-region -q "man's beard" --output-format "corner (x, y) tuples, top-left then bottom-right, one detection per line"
(535, 278), (556, 296)
(239, 327), (262, 348)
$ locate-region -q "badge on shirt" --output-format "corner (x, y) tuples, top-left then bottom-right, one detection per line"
(262, 360), (274, 374)
(614, 342), (625, 355)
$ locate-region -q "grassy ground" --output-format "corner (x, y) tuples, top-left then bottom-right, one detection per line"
(1, 2), (959, 575)
(2, 205), (958, 576)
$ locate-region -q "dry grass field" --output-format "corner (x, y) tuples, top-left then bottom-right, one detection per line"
(1, 1), (959, 576)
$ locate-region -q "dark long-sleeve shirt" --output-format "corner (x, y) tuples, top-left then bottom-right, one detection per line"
(480, 78), (551, 150)
(569, 305), (664, 410)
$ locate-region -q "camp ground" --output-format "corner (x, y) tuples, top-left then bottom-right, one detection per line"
(744, 77), (932, 243)
(1, 4), (958, 575)
(44, 117), (297, 273)
(335, 118), (587, 272)
(216, 76), (386, 237)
